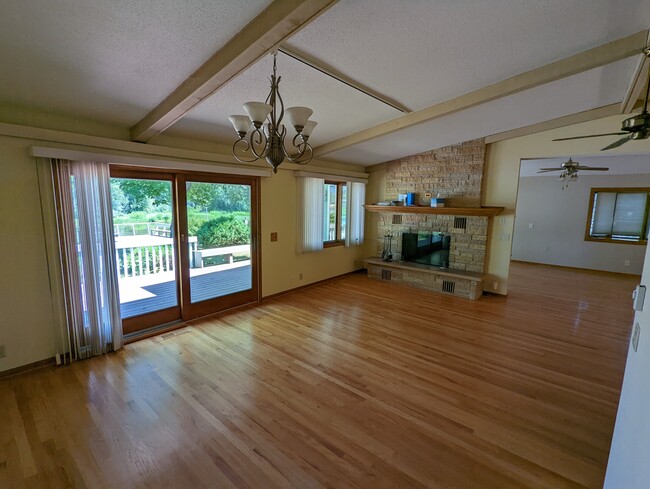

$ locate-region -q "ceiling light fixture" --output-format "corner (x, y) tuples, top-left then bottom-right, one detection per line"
(229, 52), (317, 173)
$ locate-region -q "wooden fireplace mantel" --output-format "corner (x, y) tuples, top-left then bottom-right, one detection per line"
(364, 205), (504, 217)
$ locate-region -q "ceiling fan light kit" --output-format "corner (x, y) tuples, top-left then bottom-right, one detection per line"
(229, 52), (317, 174)
(537, 157), (609, 189)
(553, 46), (650, 151)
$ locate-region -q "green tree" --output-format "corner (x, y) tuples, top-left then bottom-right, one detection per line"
(116, 179), (171, 213)
(186, 183), (250, 213)
(110, 179), (128, 215)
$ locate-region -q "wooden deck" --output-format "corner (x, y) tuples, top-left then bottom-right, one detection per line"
(120, 264), (252, 318)
(0, 262), (638, 488)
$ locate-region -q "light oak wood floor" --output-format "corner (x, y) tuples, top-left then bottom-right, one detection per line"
(0, 262), (639, 489)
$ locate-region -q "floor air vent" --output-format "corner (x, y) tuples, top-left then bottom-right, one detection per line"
(381, 269), (392, 280)
(453, 217), (467, 230)
(442, 280), (455, 294)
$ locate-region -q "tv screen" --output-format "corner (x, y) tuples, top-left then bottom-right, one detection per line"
(402, 232), (451, 268)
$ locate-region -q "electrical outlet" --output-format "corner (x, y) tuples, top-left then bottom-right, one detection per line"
(299, 273), (303, 280)
(0, 345), (6, 358)
(498, 233), (511, 241)
(625, 259), (631, 267)
(492, 279), (498, 290)
(528, 223), (534, 229)
(499, 217), (505, 225)
(270, 232), (278, 242)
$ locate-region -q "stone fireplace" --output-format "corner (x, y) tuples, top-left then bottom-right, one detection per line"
(365, 138), (496, 300)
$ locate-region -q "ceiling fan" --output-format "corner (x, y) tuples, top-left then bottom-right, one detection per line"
(537, 157), (609, 176)
(553, 47), (650, 151)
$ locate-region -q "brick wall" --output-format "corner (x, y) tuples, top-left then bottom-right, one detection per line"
(376, 214), (487, 273)
(384, 138), (485, 207)
(376, 138), (488, 273)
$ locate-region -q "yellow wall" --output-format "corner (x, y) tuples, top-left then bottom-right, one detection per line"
(260, 169), (365, 296)
(0, 128), (365, 372)
(483, 113), (650, 294)
(363, 168), (386, 258)
(0, 136), (59, 371)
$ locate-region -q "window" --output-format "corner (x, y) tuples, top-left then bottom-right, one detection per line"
(296, 176), (365, 254)
(323, 181), (347, 245)
(586, 188), (650, 244)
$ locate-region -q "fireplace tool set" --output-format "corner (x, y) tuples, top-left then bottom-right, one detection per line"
(382, 233), (394, 262)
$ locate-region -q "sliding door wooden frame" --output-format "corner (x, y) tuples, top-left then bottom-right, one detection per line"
(176, 173), (260, 321)
(110, 165), (262, 326)
(109, 168), (182, 334)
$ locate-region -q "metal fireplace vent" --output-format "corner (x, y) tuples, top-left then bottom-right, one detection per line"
(381, 269), (392, 280)
(442, 280), (455, 294)
(453, 217), (467, 230)
(392, 214), (402, 225)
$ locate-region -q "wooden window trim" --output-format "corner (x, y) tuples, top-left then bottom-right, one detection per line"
(324, 181), (346, 245)
(584, 187), (650, 246)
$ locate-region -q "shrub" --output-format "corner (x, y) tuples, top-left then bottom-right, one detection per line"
(196, 216), (249, 248)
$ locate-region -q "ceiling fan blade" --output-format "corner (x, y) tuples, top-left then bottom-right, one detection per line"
(576, 166), (609, 171)
(602, 136), (633, 151)
(537, 169), (560, 173)
(553, 132), (628, 141)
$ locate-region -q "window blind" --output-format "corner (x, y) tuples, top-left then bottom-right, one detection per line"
(590, 192), (616, 236)
(612, 193), (648, 238)
(297, 176), (325, 254)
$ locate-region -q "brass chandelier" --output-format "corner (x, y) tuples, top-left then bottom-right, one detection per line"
(229, 52), (317, 173)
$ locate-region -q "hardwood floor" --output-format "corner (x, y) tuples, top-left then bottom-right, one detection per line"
(0, 262), (638, 488)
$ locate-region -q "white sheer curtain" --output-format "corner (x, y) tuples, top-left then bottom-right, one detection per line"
(297, 176), (325, 254)
(345, 181), (366, 247)
(55, 159), (122, 360)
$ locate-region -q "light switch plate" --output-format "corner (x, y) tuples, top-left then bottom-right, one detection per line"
(633, 285), (646, 311)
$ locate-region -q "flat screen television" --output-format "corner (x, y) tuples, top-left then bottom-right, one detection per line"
(401, 232), (451, 268)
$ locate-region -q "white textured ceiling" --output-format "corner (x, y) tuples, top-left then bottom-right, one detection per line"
(286, 0), (650, 111)
(326, 58), (637, 165)
(0, 0), (649, 167)
(520, 154), (650, 177)
(0, 0), (272, 124)
(165, 51), (401, 147)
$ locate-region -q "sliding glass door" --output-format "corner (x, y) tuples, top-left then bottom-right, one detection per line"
(177, 175), (258, 320)
(110, 171), (181, 334)
(109, 168), (259, 334)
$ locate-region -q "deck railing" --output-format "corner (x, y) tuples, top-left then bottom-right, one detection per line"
(114, 222), (172, 238)
(115, 238), (198, 278)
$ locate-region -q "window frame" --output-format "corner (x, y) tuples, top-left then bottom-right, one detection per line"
(584, 187), (650, 246)
(323, 180), (346, 247)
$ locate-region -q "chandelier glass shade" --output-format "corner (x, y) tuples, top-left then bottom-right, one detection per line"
(229, 53), (317, 173)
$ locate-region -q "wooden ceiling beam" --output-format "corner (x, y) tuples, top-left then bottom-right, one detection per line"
(621, 31), (650, 113)
(484, 104), (621, 144)
(313, 30), (648, 157)
(130, 0), (337, 142)
(278, 45), (411, 113)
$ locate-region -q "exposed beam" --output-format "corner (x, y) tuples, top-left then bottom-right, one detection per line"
(130, 0), (337, 142)
(314, 30), (648, 157)
(484, 104), (621, 144)
(278, 45), (411, 113)
(621, 32), (650, 113)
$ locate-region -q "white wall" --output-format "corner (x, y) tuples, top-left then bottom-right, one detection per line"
(484, 114), (650, 294)
(604, 241), (650, 488)
(512, 174), (650, 274)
